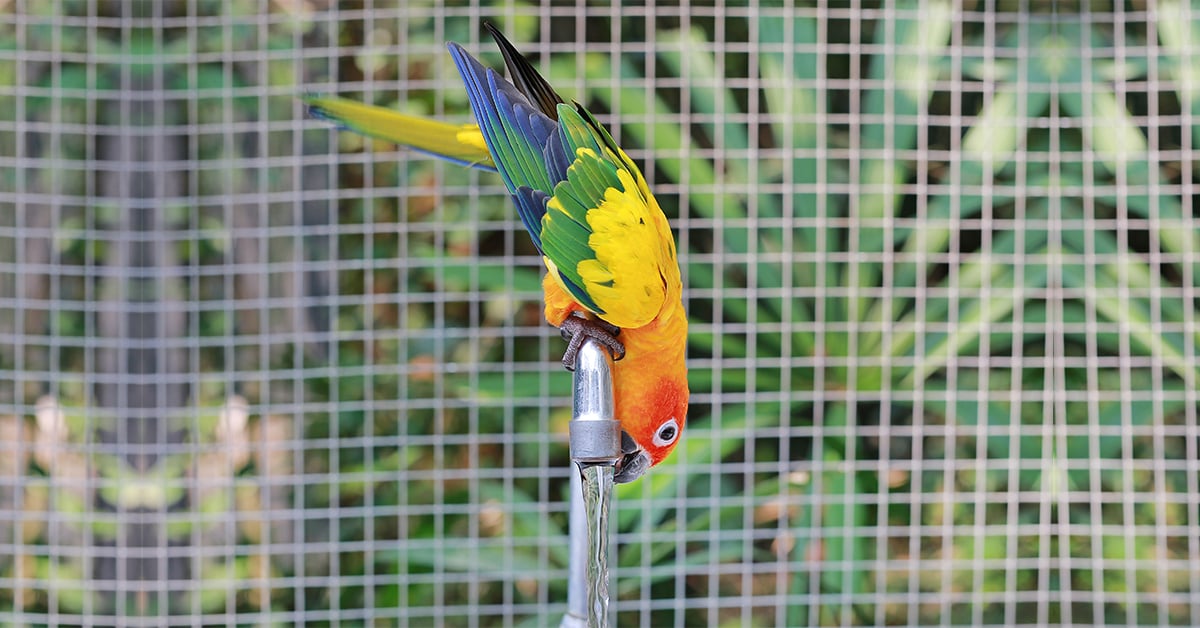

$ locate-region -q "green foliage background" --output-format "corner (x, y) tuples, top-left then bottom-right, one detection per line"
(2, 1), (1200, 626)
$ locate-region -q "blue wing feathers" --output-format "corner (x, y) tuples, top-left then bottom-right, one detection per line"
(450, 41), (567, 249)
(449, 44), (520, 193)
(490, 76), (544, 189)
(512, 187), (549, 250)
(513, 105), (555, 191)
(530, 114), (558, 151)
(543, 127), (572, 182)
(447, 35), (625, 319)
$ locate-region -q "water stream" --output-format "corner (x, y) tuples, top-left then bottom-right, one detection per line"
(580, 464), (614, 627)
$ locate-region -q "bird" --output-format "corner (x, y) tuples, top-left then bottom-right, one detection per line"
(305, 23), (687, 483)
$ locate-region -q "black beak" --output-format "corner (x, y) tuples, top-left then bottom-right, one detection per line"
(613, 431), (650, 484)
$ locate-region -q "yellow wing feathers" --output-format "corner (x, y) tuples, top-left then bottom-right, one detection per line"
(549, 166), (680, 330)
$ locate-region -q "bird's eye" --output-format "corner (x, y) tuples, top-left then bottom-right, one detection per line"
(653, 418), (679, 448)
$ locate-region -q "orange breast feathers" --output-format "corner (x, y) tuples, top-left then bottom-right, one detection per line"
(543, 274), (689, 468)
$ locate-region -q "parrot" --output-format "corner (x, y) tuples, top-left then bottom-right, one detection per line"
(305, 23), (687, 483)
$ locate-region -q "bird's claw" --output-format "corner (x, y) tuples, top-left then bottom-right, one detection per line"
(559, 314), (625, 369)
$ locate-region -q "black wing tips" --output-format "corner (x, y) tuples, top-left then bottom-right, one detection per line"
(483, 21), (564, 120)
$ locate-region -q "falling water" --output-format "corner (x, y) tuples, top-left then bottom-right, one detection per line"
(580, 464), (614, 626)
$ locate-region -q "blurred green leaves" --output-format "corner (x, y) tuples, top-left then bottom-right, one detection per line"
(545, 4), (1200, 626)
(5, 2), (1200, 626)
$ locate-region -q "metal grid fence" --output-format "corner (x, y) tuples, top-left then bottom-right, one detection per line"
(2, 1), (1200, 626)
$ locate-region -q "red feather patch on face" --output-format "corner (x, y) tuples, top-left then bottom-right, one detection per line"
(627, 376), (689, 466)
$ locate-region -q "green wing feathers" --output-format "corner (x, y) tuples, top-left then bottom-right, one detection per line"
(540, 107), (679, 328)
(445, 39), (680, 328)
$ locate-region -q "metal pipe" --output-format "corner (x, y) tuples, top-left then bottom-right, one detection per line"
(568, 339), (619, 462)
(561, 339), (620, 628)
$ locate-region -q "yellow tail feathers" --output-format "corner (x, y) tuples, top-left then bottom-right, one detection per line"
(304, 96), (495, 170)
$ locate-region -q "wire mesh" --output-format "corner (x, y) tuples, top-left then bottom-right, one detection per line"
(2, 1), (1200, 626)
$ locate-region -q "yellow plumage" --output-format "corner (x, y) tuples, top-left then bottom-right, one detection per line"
(305, 96), (494, 169)
(573, 168), (678, 329)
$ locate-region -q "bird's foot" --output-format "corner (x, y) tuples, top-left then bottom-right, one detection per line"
(559, 314), (625, 370)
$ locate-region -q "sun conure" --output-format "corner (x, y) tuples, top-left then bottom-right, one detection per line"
(305, 23), (687, 483)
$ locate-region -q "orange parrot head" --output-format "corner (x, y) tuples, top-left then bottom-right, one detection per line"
(614, 374), (689, 483)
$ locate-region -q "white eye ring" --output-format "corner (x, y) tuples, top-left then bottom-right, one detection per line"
(652, 418), (680, 448)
